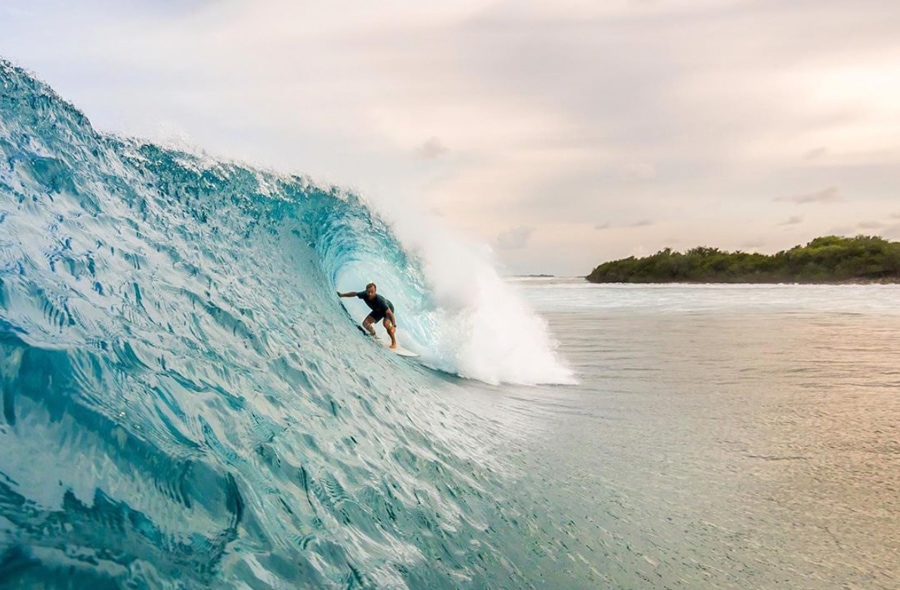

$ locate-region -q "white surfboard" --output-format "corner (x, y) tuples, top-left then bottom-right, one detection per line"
(389, 346), (419, 358)
(378, 338), (419, 358)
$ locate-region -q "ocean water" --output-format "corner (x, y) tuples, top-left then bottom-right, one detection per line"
(1, 61), (898, 589)
(506, 279), (900, 589)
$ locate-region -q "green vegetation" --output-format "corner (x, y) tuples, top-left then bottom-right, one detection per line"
(586, 235), (900, 283)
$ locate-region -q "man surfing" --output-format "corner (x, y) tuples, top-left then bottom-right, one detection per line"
(337, 282), (398, 349)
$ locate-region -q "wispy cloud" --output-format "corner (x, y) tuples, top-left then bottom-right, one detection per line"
(416, 137), (448, 159)
(775, 186), (842, 204)
(858, 220), (885, 230)
(593, 220), (652, 230)
(622, 162), (657, 181)
(496, 226), (534, 250)
(779, 215), (803, 226)
(740, 239), (766, 250)
(827, 225), (853, 236)
(803, 147), (827, 160)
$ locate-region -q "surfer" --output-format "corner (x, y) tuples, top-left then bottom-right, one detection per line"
(337, 283), (398, 349)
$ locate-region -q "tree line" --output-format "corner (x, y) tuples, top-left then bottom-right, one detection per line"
(586, 235), (900, 283)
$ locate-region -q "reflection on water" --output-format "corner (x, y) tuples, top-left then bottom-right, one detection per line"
(478, 284), (900, 589)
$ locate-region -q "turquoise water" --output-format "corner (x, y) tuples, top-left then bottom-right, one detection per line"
(2, 62), (899, 589)
(509, 279), (900, 589)
(0, 61), (579, 588)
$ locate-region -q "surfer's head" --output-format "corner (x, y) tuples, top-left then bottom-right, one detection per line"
(365, 282), (377, 299)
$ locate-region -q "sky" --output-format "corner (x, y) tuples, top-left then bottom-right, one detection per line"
(2, 0), (899, 276)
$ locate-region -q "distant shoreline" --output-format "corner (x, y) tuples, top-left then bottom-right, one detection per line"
(582, 277), (900, 285)
(586, 235), (900, 284)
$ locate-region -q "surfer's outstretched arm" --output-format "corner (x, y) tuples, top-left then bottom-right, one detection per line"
(337, 291), (357, 298)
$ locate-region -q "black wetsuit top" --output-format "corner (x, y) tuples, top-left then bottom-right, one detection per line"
(357, 292), (394, 321)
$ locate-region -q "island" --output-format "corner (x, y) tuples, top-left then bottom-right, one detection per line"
(586, 235), (900, 283)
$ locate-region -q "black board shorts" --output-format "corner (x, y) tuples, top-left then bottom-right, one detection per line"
(369, 303), (394, 323)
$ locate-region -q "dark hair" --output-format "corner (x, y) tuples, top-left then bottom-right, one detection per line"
(366, 282), (377, 290)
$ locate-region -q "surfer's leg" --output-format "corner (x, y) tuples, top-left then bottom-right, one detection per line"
(362, 315), (377, 337)
(383, 318), (397, 349)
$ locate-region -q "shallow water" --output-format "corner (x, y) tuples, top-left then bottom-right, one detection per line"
(485, 280), (900, 588)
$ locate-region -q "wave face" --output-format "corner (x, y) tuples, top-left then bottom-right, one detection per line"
(0, 61), (577, 588)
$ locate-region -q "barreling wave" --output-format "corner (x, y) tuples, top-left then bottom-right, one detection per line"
(0, 61), (581, 588)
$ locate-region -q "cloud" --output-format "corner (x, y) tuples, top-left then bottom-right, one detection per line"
(1, 5), (33, 17)
(416, 137), (448, 159)
(803, 147), (827, 160)
(495, 226), (534, 250)
(858, 220), (885, 229)
(628, 219), (653, 227)
(4, 0), (900, 277)
(740, 239), (766, 250)
(775, 186), (842, 204)
(622, 162), (657, 181)
(593, 220), (652, 231)
(827, 225), (853, 235)
(778, 215), (803, 226)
